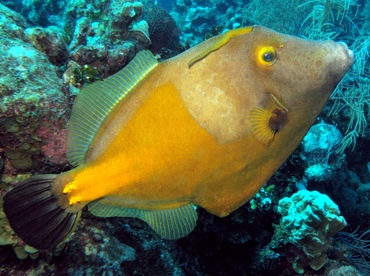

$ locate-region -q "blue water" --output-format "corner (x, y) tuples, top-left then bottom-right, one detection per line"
(157, 0), (173, 11)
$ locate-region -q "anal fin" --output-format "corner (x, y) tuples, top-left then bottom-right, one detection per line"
(88, 201), (198, 239)
(2, 175), (81, 250)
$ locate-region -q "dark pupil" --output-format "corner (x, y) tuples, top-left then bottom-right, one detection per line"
(263, 52), (274, 62)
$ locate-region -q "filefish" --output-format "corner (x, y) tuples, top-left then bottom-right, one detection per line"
(3, 26), (353, 250)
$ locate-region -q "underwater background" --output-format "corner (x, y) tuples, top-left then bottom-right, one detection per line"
(0, 0), (369, 275)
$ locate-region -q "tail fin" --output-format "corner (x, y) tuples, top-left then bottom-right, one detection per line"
(2, 175), (81, 250)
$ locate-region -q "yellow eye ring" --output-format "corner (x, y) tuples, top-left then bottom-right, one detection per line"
(257, 46), (276, 66)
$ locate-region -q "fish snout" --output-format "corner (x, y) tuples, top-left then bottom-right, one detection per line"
(329, 41), (354, 74)
(314, 40), (353, 86)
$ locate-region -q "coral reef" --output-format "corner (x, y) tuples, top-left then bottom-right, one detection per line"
(329, 35), (370, 153)
(0, 0), (183, 177)
(63, 0), (181, 78)
(65, 0), (146, 79)
(3, 0), (182, 78)
(276, 190), (347, 271)
(0, 0), (62, 27)
(0, 3), (69, 175)
(327, 265), (363, 276)
(22, 26), (69, 66)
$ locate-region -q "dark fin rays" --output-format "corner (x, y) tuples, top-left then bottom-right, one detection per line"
(2, 175), (80, 250)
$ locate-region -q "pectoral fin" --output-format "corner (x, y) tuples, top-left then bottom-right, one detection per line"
(249, 106), (288, 144)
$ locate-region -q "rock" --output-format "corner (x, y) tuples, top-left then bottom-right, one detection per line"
(300, 122), (345, 182)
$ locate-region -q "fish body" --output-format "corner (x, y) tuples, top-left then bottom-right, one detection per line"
(3, 26), (353, 249)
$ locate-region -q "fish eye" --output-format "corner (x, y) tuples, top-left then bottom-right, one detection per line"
(257, 46), (276, 66)
(263, 52), (274, 62)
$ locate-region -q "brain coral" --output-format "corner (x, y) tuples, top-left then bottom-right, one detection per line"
(141, 4), (183, 56)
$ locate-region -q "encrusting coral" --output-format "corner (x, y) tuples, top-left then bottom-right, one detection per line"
(276, 190), (347, 271)
(0, 1), (183, 177)
(0, 202), (39, 260)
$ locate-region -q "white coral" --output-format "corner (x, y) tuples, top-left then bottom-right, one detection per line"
(277, 190), (347, 270)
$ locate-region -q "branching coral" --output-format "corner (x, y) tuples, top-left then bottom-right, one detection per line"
(237, 0), (359, 38)
(338, 228), (370, 275)
(239, 0), (303, 35)
(362, 0), (370, 35)
(329, 35), (370, 152)
(294, 0), (369, 153)
(298, 0), (360, 39)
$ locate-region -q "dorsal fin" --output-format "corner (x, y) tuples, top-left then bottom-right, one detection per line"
(67, 50), (158, 166)
(188, 26), (254, 68)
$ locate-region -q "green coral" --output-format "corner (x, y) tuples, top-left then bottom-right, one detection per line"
(0, 203), (39, 259)
(248, 185), (275, 211)
(0, 175), (42, 259)
(276, 190), (347, 271)
(72, 65), (101, 87)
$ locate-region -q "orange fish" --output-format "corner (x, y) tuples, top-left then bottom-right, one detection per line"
(3, 26), (353, 250)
